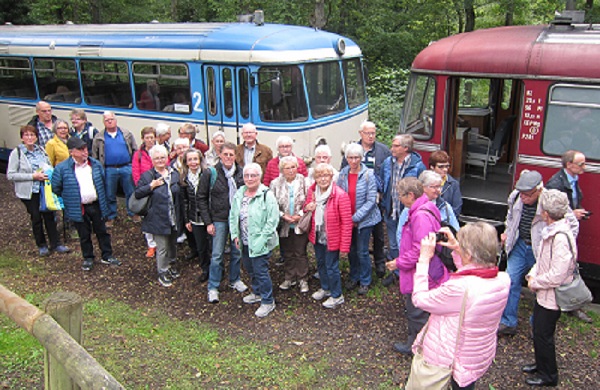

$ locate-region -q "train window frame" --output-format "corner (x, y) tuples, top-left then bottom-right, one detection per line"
(400, 73), (435, 140)
(34, 58), (81, 103)
(305, 61), (346, 119)
(133, 61), (191, 114)
(0, 57), (36, 99)
(238, 68), (250, 119)
(342, 58), (367, 109)
(258, 65), (308, 122)
(80, 59), (132, 108)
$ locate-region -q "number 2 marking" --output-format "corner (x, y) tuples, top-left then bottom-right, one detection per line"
(193, 92), (203, 112)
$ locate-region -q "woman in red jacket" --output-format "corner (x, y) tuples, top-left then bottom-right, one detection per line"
(304, 163), (352, 309)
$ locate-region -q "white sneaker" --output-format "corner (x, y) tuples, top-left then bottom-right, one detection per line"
(299, 279), (309, 293)
(255, 302), (276, 318)
(279, 280), (295, 290)
(176, 234), (186, 244)
(208, 289), (219, 303)
(243, 293), (261, 304)
(230, 280), (248, 293)
(311, 289), (331, 301)
(322, 295), (345, 309)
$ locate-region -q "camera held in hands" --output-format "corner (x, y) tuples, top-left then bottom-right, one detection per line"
(435, 231), (448, 242)
(583, 211), (593, 220)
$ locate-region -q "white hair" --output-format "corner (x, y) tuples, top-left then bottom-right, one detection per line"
(276, 135), (294, 148)
(211, 130), (226, 141)
(419, 170), (442, 187)
(155, 122), (170, 136)
(243, 162), (262, 176)
(149, 144), (168, 159)
(173, 137), (190, 147)
(314, 144), (332, 157)
(344, 143), (364, 159)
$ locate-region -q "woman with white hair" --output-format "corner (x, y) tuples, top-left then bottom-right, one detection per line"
(134, 144), (184, 287)
(306, 144), (339, 187)
(205, 131), (226, 167)
(262, 135), (308, 186)
(523, 189), (577, 387)
(337, 143), (381, 295)
(155, 122), (172, 155)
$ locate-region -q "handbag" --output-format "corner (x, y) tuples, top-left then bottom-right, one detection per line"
(128, 193), (150, 216)
(405, 290), (468, 390)
(297, 210), (313, 234)
(552, 232), (593, 311)
(39, 180), (62, 212)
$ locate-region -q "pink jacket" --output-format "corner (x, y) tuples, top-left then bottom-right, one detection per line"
(396, 194), (449, 294)
(412, 259), (510, 387)
(305, 183), (352, 253)
(527, 219), (576, 310)
(262, 155), (308, 186)
(132, 148), (153, 185)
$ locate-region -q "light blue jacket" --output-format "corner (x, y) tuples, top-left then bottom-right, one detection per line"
(229, 184), (279, 257)
(337, 164), (381, 229)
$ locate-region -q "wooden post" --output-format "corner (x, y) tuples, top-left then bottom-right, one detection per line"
(42, 292), (83, 390)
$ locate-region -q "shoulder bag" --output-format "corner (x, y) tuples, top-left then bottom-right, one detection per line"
(297, 188), (313, 234)
(552, 232), (593, 311)
(128, 193), (150, 216)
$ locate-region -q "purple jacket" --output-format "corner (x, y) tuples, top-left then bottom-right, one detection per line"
(396, 194), (449, 294)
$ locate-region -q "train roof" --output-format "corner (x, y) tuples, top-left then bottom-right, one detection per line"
(0, 22), (361, 63)
(412, 23), (600, 80)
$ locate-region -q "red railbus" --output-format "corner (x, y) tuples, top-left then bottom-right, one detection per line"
(399, 20), (600, 283)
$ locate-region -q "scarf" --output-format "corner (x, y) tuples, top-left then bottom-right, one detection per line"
(314, 184), (332, 244)
(222, 164), (237, 205)
(451, 266), (499, 279)
(187, 169), (200, 191)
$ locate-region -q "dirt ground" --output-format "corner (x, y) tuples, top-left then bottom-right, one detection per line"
(1, 173), (598, 389)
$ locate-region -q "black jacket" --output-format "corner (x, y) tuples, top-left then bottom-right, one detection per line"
(181, 171), (203, 224)
(135, 168), (184, 235)
(546, 169), (583, 209)
(198, 162), (244, 224)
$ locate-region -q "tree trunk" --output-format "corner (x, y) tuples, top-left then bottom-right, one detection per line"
(310, 0), (327, 29)
(464, 0), (475, 32)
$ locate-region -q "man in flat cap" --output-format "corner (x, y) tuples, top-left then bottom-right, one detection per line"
(52, 137), (122, 271)
(498, 170), (579, 336)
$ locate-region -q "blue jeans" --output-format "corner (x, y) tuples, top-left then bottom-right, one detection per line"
(501, 238), (536, 327)
(208, 221), (241, 291)
(314, 243), (342, 298)
(349, 226), (374, 286)
(241, 246), (273, 304)
(384, 213), (399, 260)
(105, 164), (135, 219)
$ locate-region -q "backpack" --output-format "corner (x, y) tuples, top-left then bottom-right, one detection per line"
(421, 208), (458, 272)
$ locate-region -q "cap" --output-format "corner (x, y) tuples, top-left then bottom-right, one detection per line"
(67, 136), (87, 150)
(515, 170), (542, 192)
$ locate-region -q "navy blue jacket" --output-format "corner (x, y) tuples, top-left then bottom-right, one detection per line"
(52, 157), (109, 222)
(441, 174), (462, 217)
(135, 168), (184, 235)
(380, 151), (426, 217)
(546, 169), (583, 209)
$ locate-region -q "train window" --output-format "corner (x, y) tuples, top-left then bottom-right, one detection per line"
(258, 65), (307, 122)
(238, 69), (250, 119)
(501, 80), (513, 110)
(206, 67), (217, 116)
(80, 60), (132, 108)
(222, 68), (233, 118)
(133, 62), (191, 113)
(459, 78), (490, 109)
(343, 58), (367, 109)
(543, 84), (600, 160)
(305, 61), (345, 118)
(34, 59), (81, 103)
(0, 57), (36, 99)
(401, 73), (435, 139)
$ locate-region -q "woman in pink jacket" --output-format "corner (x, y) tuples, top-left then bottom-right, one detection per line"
(523, 190), (577, 387)
(407, 222), (510, 390)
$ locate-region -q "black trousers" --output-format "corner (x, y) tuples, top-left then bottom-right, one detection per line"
(21, 192), (60, 249)
(533, 301), (561, 383)
(451, 378), (475, 390)
(405, 293), (430, 345)
(191, 224), (211, 273)
(73, 202), (113, 260)
(372, 206), (386, 267)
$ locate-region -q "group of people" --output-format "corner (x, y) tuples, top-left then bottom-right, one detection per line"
(7, 102), (593, 386)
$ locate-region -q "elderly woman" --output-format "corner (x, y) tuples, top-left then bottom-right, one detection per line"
(523, 190), (577, 387)
(429, 150), (462, 217)
(337, 143), (381, 295)
(170, 137), (190, 173)
(306, 144), (339, 187)
(263, 135), (308, 186)
(134, 145), (183, 287)
(205, 131), (226, 167)
(45, 119), (71, 166)
(230, 163), (279, 318)
(132, 126), (157, 248)
(270, 155), (309, 293)
(305, 163), (352, 308)
(7, 125), (69, 256)
(155, 122), (172, 154)
(405, 222), (510, 390)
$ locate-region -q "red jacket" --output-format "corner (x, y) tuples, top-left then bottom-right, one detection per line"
(132, 148), (153, 185)
(262, 155), (308, 186)
(305, 183), (352, 253)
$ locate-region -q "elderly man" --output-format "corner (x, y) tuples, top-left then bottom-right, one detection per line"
(91, 111), (137, 227)
(177, 123), (208, 156)
(545, 150), (592, 323)
(27, 101), (58, 148)
(498, 170), (579, 335)
(341, 121), (391, 277)
(235, 123), (273, 173)
(262, 135), (308, 186)
(52, 137), (121, 271)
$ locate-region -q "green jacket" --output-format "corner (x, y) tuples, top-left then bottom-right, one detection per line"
(229, 184), (279, 258)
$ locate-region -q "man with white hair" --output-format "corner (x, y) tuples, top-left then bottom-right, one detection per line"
(235, 123), (273, 173)
(155, 122), (172, 156)
(262, 135), (308, 186)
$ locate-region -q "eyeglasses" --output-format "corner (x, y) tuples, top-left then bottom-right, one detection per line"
(427, 185), (442, 190)
(436, 164), (451, 169)
(574, 161), (586, 167)
(39, 109), (52, 113)
(244, 173), (260, 179)
(279, 144), (292, 149)
(520, 188), (538, 197)
(361, 131), (376, 137)
(391, 143), (403, 148)
(283, 166), (297, 170)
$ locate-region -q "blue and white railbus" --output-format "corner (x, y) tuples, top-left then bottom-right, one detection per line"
(0, 19), (368, 166)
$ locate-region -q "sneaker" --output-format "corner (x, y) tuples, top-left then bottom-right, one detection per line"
(230, 280), (248, 293)
(100, 257), (122, 266)
(497, 323), (517, 336)
(198, 272), (209, 283)
(299, 279), (309, 293)
(176, 234), (186, 244)
(39, 246), (50, 257)
(145, 247), (156, 258)
(243, 293), (261, 304)
(322, 295), (345, 309)
(358, 284), (369, 295)
(275, 257), (285, 266)
(279, 280), (295, 290)
(104, 219), (114, 228)
(393, 342), (413, 356)
(132, 215), (142, 223)
(311, 289), (331, 301)
(168, 267), (181, 279)
(255, 302), (276, 318)
(158, 272), (173, 287)
(208, 289), (219, 303)
(54, 245), (70, 254)
(82, 258), (94, 271)
(313, 271), (320, 280)
(381, 273), (397, 287)
(345, 279), (359, 290)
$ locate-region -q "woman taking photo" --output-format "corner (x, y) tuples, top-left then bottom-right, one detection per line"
(270, 155), (309, 293)
(337, 143), (380, 295)
(305, 163), (352, 308)
(229, 163), (279, 318)
(45, 119), (71, 167)
(134, 145), (183, 287)
(523, 189), (577, 387)
(405, 222), (510, 390)
(7, 125), (69, 256)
